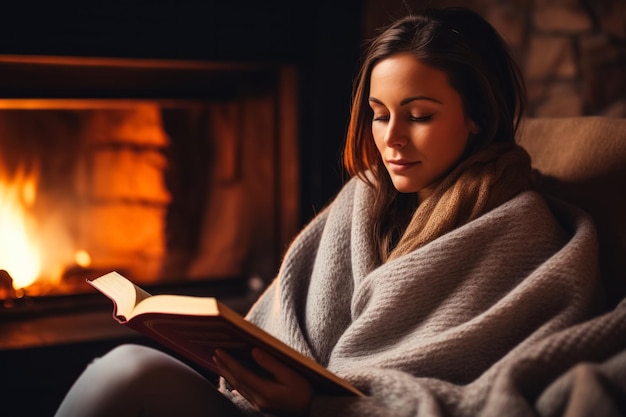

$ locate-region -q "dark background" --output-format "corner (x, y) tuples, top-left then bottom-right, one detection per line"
(0, 2), (366, 415)
(0, 0), (367, 225)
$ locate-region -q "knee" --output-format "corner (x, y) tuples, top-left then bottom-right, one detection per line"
(103, 343), (163, 364)
(95, 344), (206, 385)
(88, 344), (172, 384)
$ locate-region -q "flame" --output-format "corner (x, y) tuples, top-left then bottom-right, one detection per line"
(0, 165), (41, 289)
(75, 250), (91, 268)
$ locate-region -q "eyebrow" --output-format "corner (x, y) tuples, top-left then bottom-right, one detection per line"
(368, 96), (442, 105)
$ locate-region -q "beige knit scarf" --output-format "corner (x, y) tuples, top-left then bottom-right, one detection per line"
(388, 143), (534, 261)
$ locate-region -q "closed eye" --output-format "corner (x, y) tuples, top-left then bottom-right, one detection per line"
(410, 115), (433, 122)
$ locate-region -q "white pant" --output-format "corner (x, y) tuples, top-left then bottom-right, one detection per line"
(54, 344), (245, 417)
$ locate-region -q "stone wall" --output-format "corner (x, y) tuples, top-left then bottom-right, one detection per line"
(363, 0), (626, 117)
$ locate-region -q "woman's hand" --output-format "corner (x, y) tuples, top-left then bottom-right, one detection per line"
(213, 348), (313, 416)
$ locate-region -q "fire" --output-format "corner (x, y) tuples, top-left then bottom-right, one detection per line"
(75, 250), (91, 268)
(0, 165), (41, 289)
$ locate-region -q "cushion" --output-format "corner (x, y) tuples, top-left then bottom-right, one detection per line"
(517, 116), (626, 308)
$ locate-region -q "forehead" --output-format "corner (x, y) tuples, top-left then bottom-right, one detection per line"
(369, 53), (454, 98)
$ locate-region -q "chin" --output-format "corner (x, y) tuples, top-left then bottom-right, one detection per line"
(390, 179), (421, 194)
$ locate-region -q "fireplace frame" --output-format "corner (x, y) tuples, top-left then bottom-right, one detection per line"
(0, 54), (300, 311)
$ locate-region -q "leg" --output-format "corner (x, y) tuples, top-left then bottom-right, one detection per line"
(54, 344), (244, 417)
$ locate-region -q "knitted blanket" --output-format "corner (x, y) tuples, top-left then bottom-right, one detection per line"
(222, 177), (624, 416)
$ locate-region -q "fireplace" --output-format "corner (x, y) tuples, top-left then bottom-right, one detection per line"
(0, 55), (299, 310)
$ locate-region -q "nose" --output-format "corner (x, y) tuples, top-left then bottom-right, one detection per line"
(384, 117), (408, 148)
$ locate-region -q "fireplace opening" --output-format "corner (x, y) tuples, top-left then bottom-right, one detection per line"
(0, 56), (299, 312)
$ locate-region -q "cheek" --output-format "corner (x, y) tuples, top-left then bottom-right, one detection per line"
(372, 124), (386, 152)
(446, 132), (470, 161)
(420, 123), (469, 161)
(448, 123), (472, 152)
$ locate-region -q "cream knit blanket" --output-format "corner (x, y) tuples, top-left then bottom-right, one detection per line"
(222, 177), (624, 416)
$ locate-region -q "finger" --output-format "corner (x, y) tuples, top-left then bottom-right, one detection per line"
(213, 350), (267, 393)
(215, 349), (312, 414)
(251, 348), (299, 383)
(250, 349), (313, 412)
(213, 350), (273, 410)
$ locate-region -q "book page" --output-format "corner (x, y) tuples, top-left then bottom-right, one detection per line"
(87, 271), (152, 321)
(131, 295), (220, 318)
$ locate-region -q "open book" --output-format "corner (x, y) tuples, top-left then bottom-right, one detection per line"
(88, 271), (364, 397)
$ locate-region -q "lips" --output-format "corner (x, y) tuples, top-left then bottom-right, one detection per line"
(386, 159), (420, 172)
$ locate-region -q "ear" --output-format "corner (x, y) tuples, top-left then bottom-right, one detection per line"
(468, 119), (481, 135)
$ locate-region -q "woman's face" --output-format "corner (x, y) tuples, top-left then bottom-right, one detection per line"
(369, 53), (478, 201)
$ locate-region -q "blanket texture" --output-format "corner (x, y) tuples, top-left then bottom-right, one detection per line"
(221, 177), (623, 416)
(389, 142), (532, 260)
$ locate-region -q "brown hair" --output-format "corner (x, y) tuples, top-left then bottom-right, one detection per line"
(343, 7), (527, 260)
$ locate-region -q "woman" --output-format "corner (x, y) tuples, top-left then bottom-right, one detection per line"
(55, 7), (603, 417)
